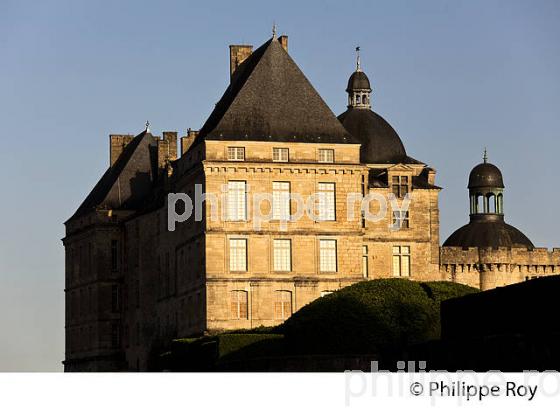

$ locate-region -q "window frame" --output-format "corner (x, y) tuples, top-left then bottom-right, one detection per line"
(274, 290), (292, 320)
(272, 181), (291, 221)
(273, 147), (289, 162)
(392, 245), (411, 277)
(229, 238), (248, 272)
(317, 182), (336, 221)
(392, 210), (410, 229)
(227, 180), (247, 221)
(230, 290), (248, 320)
(319, 239), (338, 273)
(318, 148), (335, 163)
(273, 239), (292, 272)
(227, 146), (245, 161)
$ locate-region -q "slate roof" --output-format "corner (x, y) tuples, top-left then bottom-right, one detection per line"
(69, 131), (159, 220)
(443, 215), (534, 249)
(195, 38), (357, 145)
(468, 162), (505, 189)
(338, 107), (420, 164)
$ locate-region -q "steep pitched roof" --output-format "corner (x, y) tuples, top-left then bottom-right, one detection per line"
(69, 131), (158, 220)
(196, 38), (357, 144)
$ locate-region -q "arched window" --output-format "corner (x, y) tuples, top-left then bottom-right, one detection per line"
(487, 193), (496, 213)
(362, 95), (367, 104)
(476, 194), (484, 214)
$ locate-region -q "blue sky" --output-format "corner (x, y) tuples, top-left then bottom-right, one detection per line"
(1, 0), (559, 371)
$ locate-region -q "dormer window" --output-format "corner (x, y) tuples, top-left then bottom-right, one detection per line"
(227, 147), (245, 161)
(318, 149), (334, 163)
(392, 176), (409, 198)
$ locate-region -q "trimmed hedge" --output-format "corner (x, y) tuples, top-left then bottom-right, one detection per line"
(164, 333), (283, 371)
(280, 279), (479, 355)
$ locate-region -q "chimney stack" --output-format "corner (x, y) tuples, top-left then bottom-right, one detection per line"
(181, 129), (199, 155)
(278, 35), (288, 52)
(229, 45), (253, 81)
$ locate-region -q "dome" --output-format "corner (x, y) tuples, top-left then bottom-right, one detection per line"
(338, 108), (407, 164)
(346, 71), (371, 92)
(468, 162), (504, 189)
(443, 216), (534, 249)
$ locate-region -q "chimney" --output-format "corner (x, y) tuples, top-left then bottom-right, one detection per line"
(229, 44), (253, 81)
(278, 35), (288, 52)
(181, 128), (198, 155)
(109, 134), (134, 166)
(162, 131), (178, 161)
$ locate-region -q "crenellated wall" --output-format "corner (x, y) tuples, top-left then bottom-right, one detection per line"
(441, 246), (560, 290)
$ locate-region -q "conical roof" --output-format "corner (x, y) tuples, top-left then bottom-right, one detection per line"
(197, 38), (357, 144)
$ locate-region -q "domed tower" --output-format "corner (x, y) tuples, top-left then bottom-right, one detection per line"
(443, 152), (534, 249)
(338, 48), (409, 164)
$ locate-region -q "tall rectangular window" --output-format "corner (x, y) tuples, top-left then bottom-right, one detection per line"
(230, 290), (248, 319)
(317, 183), (336, 221)
(319, 239), (337, 272)
(272, 182), (291, 220)
(274, 290), (292, 320)
(111, 284), (120, 313)
(227, 181), (247, 221)
(273, 147), (289, 162)
(273, 239), (291, 272)
(392, 211), (410, 229)
(392, 246), (411, 277)
(229, 239), (247, 271)
(227, 147), (245, 161)
(391, 176), (409, 198)
(318, 148), (334, 163)
(362, 245), (368, 278)
(111, 323), (120, 348)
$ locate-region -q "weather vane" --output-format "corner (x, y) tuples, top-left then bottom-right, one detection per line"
(483, 147), (488, 163)
(145, 120), (150, 133)
(272, 22), (277, 39)
(356, 46), (361, 71)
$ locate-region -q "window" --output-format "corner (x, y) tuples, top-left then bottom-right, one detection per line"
(272, 182), (290, 220)
(317, 183), (336, 221)
(318, 149), (334, 163)
(391, 176), (409, 198)
(111, 323), (120, 348)
(227, 181), (247, 221)
(227, 147), (245, 161)
(230, 290), (248, 319)
(229, 239), (247, 271)
(362, 245), (368, 278)
(319, 239), (337, 272)
(392, 211), (410, 229)
(273, 147), (289, 162)
(111, 285), (120, 313)
(392, 246), (411, 277)
(274, 291), (292, 320)
(273, 239), (291, 272)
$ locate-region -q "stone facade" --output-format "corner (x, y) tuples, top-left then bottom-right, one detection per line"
(441, 247), (560, 291)
(63, 34), (556, 372)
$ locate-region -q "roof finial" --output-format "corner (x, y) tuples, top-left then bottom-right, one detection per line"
(272, 22), (277, 39)
(483, 147), (488, 163)
(356, 46), (361, 71)
(145, 120), (150, 133)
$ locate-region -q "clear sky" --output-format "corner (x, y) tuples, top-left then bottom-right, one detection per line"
(1, 0), (559, 371)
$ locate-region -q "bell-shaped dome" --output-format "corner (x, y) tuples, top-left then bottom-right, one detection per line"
(338, 108), (407, 164)
(443, 215), (534, 249)
(346, 71), (371, 92)
(468, 162), (504, 189)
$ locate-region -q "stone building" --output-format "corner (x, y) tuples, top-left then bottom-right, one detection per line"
(63, 34), (443, 371)
(441, 155), (560, 290)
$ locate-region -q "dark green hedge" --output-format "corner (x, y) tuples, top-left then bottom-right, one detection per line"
(164, 333), (283, 371)
(280, 279), (478, 355)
